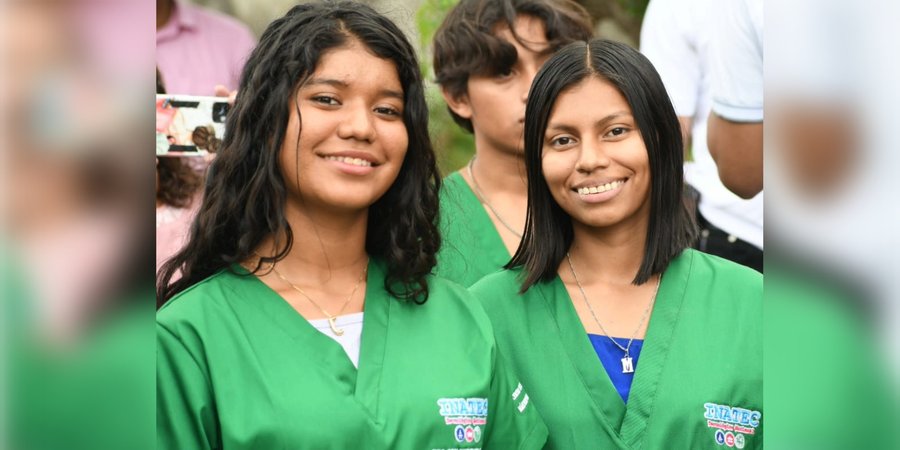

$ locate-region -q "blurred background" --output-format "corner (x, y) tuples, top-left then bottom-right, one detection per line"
(4, 0), (900, 448)
(161, 0), (654, 174)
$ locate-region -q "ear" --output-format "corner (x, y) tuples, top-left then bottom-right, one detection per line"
(441, 87), (473, 120)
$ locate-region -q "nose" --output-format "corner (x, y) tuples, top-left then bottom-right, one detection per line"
(521, 67), (539, 103)
(575, 138), (611, 174)
(336, 101), (376, 142)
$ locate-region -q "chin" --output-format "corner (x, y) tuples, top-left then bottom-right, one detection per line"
(574, 217), (619, 229)
(336, 197), (379, 212)
(300, 193), (378, 214)
(566, 209), (625, 229)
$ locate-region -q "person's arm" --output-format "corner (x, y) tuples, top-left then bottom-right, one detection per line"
(708, 0), (764, 198)
(707, 113), (763, 198)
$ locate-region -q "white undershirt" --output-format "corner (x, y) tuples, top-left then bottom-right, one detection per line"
(307, 312), (364, 368)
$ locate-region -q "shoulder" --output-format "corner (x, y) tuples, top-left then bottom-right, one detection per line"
(685, 249), (761, 285)
(157, 267), (247, 330)
(392, 274), (498, 344)
(469, 268), (523, 299)
(441, 170), (466, 190)
(426, 273), (472, 301)
(676, 249), (762, 307)
(468, 268), (544, 319)
(438, 171), (471, 207)
(423, 274), (487, 318)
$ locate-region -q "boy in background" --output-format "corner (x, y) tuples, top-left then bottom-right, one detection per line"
(433, 0), (592, 286)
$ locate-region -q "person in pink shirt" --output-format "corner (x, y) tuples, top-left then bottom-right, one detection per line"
(157, 1), (252, 273)
(156, 0), (256, 96)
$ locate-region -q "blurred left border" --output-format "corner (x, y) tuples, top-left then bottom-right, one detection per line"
(2, 0), (156, 449)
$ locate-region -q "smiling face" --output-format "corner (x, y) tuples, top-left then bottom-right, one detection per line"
(447, 14), (551, 155)
(279, 38), (408, 216)
(541, 76), (652, 231)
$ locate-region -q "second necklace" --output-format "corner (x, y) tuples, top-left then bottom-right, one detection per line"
(467, 156), (523, 239)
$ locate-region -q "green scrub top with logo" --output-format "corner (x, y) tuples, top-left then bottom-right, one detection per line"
(469, 249), (763, 449)
(436, 172), (511, 287)
(157, 259), (547, 449)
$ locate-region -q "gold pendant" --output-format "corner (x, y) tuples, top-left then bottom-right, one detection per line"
(328, 317), (344, 336)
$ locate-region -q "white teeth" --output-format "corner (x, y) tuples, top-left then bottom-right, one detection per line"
(324, 155), (373, 167)
(577, 180), (623, 196)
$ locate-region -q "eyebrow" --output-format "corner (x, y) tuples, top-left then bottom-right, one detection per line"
(305, 77), (404, 101)
(546, 111), (632, 134)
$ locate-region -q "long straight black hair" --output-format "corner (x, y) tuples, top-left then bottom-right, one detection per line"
(507, 39), (696, 291)
(157, 1), (440, 305)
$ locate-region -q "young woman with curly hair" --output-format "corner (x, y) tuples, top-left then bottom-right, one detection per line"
(156, 2), (547, 448)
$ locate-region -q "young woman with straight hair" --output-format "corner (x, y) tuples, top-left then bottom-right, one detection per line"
(470, 39), (762, 449)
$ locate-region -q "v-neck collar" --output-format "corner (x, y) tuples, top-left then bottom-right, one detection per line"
(534, 250), (693, 448)
(229, 258), (391, 421)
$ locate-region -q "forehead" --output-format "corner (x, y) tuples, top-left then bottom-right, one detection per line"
(492, 14), (550, 55)
(550, 77), (632, 119)
(306, 39), (402, 90)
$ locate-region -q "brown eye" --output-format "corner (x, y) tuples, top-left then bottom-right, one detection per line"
(312, 95), (340, 106)
(495, 67), (514, 79)
(374, 106), (401, 117)
(549, 135), (577, 148)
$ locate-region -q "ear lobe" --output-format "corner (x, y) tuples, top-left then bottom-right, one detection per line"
(441, 87), (473, 119)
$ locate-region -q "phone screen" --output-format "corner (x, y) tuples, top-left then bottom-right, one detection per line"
(156, 95), (229, 156)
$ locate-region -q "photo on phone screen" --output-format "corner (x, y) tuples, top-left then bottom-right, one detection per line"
(156, 94), (229, 156)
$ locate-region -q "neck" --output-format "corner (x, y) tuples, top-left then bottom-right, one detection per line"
(256, 202), (369, 284)
(157, 0), (174, 30)
(468, 146), (527, 195)
(464, 148), (529, 251)
(565, 219), (650, 285)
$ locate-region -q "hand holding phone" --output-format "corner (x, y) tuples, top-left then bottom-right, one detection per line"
(156, 94), (229, 156)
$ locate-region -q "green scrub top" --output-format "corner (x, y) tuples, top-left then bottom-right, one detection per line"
(435, 172), (511, 287)
(470, 249), (763, 449)
(157, 258), (548, 449)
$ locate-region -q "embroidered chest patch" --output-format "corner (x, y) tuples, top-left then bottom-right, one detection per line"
(436, 397), (488, 446)
(703, 402), (761, 448)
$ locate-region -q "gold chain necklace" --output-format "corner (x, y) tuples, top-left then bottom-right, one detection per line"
(269, 259), (368, 336)
(566, 252), (661, 373)
(467, 156), (523, 239)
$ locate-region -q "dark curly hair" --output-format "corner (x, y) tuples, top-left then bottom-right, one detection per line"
(509, 39), (697, 291)
(156, 157), (201, 208)
(432, 0), (593, 133)
(157, 1), (441, 305)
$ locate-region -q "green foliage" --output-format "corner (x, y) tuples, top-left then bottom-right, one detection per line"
(416, 0), (459, 50)
(616, 0), (649, 19)
(416, 0), (474, 177)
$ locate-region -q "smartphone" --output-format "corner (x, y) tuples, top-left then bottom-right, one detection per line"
(156, 94), (229, 156)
